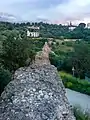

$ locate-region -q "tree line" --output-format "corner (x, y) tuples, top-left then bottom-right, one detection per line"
(0, 21), (90, 40)
(0, 21), (90, 94)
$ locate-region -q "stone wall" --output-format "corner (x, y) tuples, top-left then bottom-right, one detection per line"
(35, 42), (51, 65)
(0, 43), (76, 120)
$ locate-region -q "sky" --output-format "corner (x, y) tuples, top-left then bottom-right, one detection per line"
(0, 0), (90, 24)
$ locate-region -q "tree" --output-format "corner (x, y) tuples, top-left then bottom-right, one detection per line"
(78, 23), (86, 29)
(72, 42), (90, 78)
(0, 68), (11, 94)
(0, 33), (29, 71)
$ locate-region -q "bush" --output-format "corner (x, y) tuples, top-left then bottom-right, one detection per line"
(59, 71), (90, 95)
(0, 68), (11, 94)
(0, 34), (46, 71)
(49, 52), (63, 70)
(73, 106), (90, 120)
(66, 82), (73, 88)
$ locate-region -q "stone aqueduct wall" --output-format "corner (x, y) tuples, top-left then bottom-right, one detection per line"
(0, 42), (76, 120)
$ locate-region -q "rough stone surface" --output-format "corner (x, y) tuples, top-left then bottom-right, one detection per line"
(0, 43), (76, 120)
(0, 64), (75, 120)
(35, 42), (51, 65)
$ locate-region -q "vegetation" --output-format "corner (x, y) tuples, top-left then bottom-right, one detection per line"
(0, 35), (47, 72)
(0, 21), (90, 40)
(0, 36), (47, 94)
(50, 40), (90, 79)
(73, 106), (90, 120)
(59, 71), (90, 95)
(0, 68), (11, 94)
(0, 22), (48, 94)
(0, 21), (90, 95)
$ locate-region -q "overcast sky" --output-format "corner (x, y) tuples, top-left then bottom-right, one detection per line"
(0, 0), (90, 24)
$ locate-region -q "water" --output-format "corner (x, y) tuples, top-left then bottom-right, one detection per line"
(66, 89), (90, 111)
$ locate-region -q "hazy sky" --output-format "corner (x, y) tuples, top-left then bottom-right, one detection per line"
(0, 0), (90, 23)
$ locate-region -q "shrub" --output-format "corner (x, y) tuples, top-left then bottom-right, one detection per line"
(73, 106), (90, 120)
(59, 71), (90, 95)
(66, 82), (73, 88)
(0, 68), (11, 94)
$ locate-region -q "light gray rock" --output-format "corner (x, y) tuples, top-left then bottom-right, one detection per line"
(0, 64), (76, 120)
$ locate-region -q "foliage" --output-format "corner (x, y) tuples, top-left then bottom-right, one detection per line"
(49, 41), (73, 72)
(0, 36), (47, 94)
(0, 33), (47, 72)
(0, 68), (11, 94)
(59, 71), (90, 95)
(1, 34), (28, 71)
(0, 21), (89, 40)
(49, 52), (63, 70)
(0, 21), (90, 94)
(73, 106), (90, 120)
(72, 42), (90, 78)
(0, 22), (48, 94)
(50, 40), (90, 78)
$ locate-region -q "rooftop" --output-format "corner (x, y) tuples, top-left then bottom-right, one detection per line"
(27, 26), (40, 30)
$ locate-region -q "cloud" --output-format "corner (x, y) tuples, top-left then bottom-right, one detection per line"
(0, 0), (90, 23)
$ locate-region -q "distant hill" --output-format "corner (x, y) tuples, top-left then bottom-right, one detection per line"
(0, 12), (20, 23)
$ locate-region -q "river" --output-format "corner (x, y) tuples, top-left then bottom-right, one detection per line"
(66, 89), (90, 111)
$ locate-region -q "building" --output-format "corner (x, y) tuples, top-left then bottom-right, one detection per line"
(68, 22), (77, 31)
(68, 26), (76, 31)
(27, 26), (40, 37)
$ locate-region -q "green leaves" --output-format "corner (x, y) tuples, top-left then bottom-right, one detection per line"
(73, 106), (90, 120)
(0, 68), (11, 94)
(1, 34), (27, 71)
(72, 42), (90, 78)
(60, 71), (90, 95)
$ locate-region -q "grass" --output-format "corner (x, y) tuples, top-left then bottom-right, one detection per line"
(51, 39), (74, 53)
